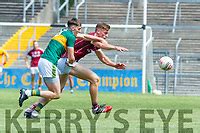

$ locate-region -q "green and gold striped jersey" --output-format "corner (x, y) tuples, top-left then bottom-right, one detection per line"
(41, 29), (76, 65)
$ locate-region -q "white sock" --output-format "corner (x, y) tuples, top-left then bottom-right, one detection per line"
(25, 90), (32, 97)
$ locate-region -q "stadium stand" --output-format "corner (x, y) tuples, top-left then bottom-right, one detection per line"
(3, 26), (51, 67)
(0, 1), (46, 22)
(0, 0), (48, 45)
(61, 1), (128, 24)
(0, 1), (50, 67)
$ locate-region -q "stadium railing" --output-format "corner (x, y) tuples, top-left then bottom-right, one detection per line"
(23, 0), (45, 22)
(173, 37), (182, 94)
(75, 0), (87, 23)
(125, 0), (134, 26)
(23, 0), (35, 22)
(172, 2), (180, 33)
(57, 0), (69, 23)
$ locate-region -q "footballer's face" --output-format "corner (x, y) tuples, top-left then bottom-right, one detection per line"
(96, 28), (109, 39)
(71, 25), (82, 36)
(33, 41), (39, 49)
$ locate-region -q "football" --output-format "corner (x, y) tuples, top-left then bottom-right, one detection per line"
(159, 56), (173, 71)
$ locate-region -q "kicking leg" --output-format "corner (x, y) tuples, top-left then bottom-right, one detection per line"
(59, 74), (68, 92)
(69, 64), (112, 114)
(19, 77), (61, 107)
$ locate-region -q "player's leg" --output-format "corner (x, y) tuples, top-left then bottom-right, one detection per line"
(69, 64), (112, 114)
(70, 64), (99, 105)
(22, 80), (59, 118)
(38, 74), (42, 90)
(24, 60), (67, 118)
(57, 58), (73, 92)
(59, 74), (68, 92)
(30, 67), (36, 90)
(31, 74), (35, 90)
(34, 66), (43, 90)
(32, 67), (42, 90)
(24, 97), (50, 118)
(19, 78), (61, 107)
(19, 58), (61, 107)
(68, 75), (74, 93)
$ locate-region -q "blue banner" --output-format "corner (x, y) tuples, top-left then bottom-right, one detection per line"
(0, 68), (142, 93)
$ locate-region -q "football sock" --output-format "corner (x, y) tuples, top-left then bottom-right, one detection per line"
(38, 79), (42, 88)
(35, 103), (44, 112)
(92, 103), (98, 108)
(25, 90), (31, 97)
(25, 90), (40, 97)
(31, 90), (40, 96)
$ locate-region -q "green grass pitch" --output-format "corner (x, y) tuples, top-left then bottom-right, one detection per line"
(0, 89), (200, 133)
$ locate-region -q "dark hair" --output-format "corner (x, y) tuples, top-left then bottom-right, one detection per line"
(95, 22), (110, 31)
(67, 18), (81, 27)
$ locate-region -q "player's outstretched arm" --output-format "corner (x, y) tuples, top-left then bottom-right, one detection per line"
(93, 41), (128, 52)
(95, 50), (126, 69)
(77, 33), (128, 52)
(77, 33), (106, 43)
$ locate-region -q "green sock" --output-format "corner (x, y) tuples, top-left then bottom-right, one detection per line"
(35, 103), (44, 112)
(31, 90), (40, 96)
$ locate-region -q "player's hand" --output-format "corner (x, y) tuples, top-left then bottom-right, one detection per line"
(3, 62), (6, 65)
(114, 63), (126, 69)
(66, 60), (76, 67)
(66, 62), (75, 67)
(115, 46), (128, 52)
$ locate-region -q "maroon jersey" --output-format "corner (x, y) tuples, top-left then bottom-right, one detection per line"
(27, 48), (44, 67)
(63, 32), (100, 61)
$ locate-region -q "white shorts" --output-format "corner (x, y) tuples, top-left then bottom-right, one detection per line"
(57, 58), (78, 75)
(38, 58), (60, 78)
(0, 66), (3, 73)
(30, 67), (39, 74)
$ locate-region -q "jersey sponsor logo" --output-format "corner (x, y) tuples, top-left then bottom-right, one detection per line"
(31, 51), (42, 58)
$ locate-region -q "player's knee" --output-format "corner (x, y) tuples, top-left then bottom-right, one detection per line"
(53, 93), (61, 99)
(91, 75), (100, 85)
(50, 92), (61, 99)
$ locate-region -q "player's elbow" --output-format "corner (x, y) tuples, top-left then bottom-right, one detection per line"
(93, 42), (103, 48)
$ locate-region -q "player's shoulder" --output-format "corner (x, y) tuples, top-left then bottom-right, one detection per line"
(25, 48), (33, 56)
(61, 29), (74, 36)
(37, 48), (44, 52)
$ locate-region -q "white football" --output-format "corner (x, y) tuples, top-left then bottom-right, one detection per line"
(159, 56), (173, 71)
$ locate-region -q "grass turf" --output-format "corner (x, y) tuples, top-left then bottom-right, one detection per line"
(0, 89), (200, 132)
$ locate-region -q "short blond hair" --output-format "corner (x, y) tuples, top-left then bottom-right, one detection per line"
(95, 22), (110, 31)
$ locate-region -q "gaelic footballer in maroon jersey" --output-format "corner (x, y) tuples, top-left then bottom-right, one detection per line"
(25, 40), (43, 90)
(58, 23), (128, 114)
(62, 32), (100, 61)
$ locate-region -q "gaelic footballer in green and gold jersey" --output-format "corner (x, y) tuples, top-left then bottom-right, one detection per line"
(41, 18), (82, 66)
(19, 18), (82, 118)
